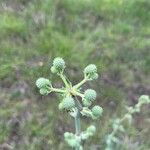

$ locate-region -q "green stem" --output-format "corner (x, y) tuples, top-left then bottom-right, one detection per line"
(73, 78), (87, 89)
(75, 109), (81, 150)
(51, 87), (65, 93)
(60, 73), (69, 87)
(74, 96), (82, 150)
(72, 90), (84, 98)
(75, 110), (81, 135)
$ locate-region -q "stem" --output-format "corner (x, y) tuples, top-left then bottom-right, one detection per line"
(109, 111), (134, 141)
(72, 90), (84, 99)
(51, 87), (65, 93)
(73, 77), (87, 89)
(75, 109), (81, 150)
(75, 110), (81, 135)
(74, 96), (82, 150)
(59, 73), (69, 88)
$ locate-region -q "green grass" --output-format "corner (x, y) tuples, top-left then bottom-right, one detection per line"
(0, 0), (150, 149)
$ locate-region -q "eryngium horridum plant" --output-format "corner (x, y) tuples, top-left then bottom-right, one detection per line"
(36, 57), (150, 150)
(36, 57), (102, 150)
(105, 95), (150, 150)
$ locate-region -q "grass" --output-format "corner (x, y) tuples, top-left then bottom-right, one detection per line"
(0, 0), (150, 149)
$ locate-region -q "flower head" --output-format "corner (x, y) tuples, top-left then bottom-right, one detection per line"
(84, 89), (97, 102)
(52, 57), (65, 73)
(84, 64), (98, 80)
(92, 105), (103, 118)
(62, 97), (75, 110)
(36, 77), (51, 89)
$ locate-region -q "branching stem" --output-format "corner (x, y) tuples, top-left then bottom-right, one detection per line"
(59, 73), (69, 88)
(73, 77), (87, 89)
(51, 87), (65, 93)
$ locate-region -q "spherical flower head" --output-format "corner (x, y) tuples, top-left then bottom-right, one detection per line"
(40, 88), (49, 95)
(92, 105), (103, 118)
(50, 66), (58, 74)
(84, 64), (97, 75)
(53, 57), (65, 71)
(90, 73), (99, 80)
(36, 77), (51, 89)
(87, 125), (96, 136)
(84, 89), (97, 102)
(62, 97), (75, 110)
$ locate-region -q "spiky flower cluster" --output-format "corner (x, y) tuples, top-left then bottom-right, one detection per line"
(36, 57), (150, 150)
(64, 125), (96, 150)
(36, 78), (51, 95)
(51, 57), (66, 74)
(84, 64), (98, 80)
(105, 95), (150, 150)
(36, 57), (102, 150)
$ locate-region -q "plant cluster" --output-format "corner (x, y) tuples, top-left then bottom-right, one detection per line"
(36, 57), (102, 150)
(105, 95), (150, 150)
(36, 57), (150, 150)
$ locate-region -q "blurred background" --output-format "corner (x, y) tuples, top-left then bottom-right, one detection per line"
(0, 0), (150, 149)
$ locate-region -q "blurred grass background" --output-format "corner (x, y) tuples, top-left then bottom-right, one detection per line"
(0, 0), (150, 149)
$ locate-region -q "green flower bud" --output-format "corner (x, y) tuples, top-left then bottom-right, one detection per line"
(53, 57), (65, 71)
(83, 99), (92, 107)
(84, 89), (97, 102)
(84, 64), (98, 80)
(36, 77), (51, 89)
(64, 132), (73, 139)
(125, 114), (132, 124)
(81, 132), (90, 140)
(50, 66), (58, 74)
(139, 95), (150, 104)
(64, 133), (81, 148)
(92, 105), (103, 118)
(39, 88), (49, 95)
(84, 64), (97, 75)
(68, 138), (80, 148)
(90, 73), (98, 80)
(62, 97), (75, 110)
(87, 125), (96, 136)
(58, 102), (64, 110)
